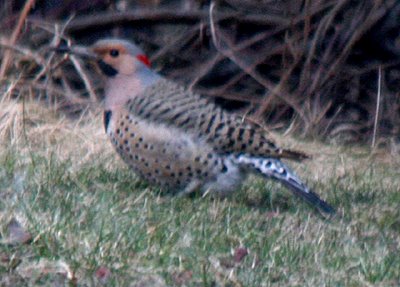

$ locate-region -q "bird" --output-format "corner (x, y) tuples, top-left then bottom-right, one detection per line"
(57, 38), (335, 214)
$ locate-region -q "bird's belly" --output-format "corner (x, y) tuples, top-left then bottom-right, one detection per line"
(107, 111), (240, 193)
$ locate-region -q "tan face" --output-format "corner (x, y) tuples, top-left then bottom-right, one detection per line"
(91, 44), (137, 75)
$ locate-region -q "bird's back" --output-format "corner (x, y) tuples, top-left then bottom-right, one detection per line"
(127, 78), (308, 161)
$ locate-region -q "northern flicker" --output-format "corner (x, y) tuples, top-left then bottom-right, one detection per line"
(58, 38), (335, 214)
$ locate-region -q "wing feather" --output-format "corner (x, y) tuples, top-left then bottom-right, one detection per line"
(127, 79), (308, 161)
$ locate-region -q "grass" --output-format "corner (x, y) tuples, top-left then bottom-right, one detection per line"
(0, 101), (399, 286)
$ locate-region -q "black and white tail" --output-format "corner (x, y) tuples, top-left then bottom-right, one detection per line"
(233, 154), (335, 214)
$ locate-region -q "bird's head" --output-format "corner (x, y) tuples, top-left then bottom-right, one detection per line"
(91, 39), (151, 77)
(54, 38), (152, 77)
(53, 38), (159, 109)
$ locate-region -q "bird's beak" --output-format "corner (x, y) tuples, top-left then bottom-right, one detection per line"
(50, 44), (98, 60)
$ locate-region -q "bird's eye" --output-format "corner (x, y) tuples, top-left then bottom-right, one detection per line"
(109, 49), (119, 57)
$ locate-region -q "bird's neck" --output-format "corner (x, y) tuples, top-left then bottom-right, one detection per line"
(104, 68), (161, 110)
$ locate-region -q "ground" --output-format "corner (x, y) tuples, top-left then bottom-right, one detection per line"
(0, 101), (399, 286)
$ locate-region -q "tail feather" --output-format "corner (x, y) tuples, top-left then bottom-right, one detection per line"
(234, 155), (335, 214)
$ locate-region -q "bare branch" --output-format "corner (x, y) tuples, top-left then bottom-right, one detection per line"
(0, 0), (36, 78)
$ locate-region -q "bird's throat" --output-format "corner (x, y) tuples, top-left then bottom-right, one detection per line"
(104, 69), (161, 110)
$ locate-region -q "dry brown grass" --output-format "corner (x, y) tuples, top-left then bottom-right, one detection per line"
(0, 100), (118, 170)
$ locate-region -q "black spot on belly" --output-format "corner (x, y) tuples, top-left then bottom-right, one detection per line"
(221, 165), (228, 173)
